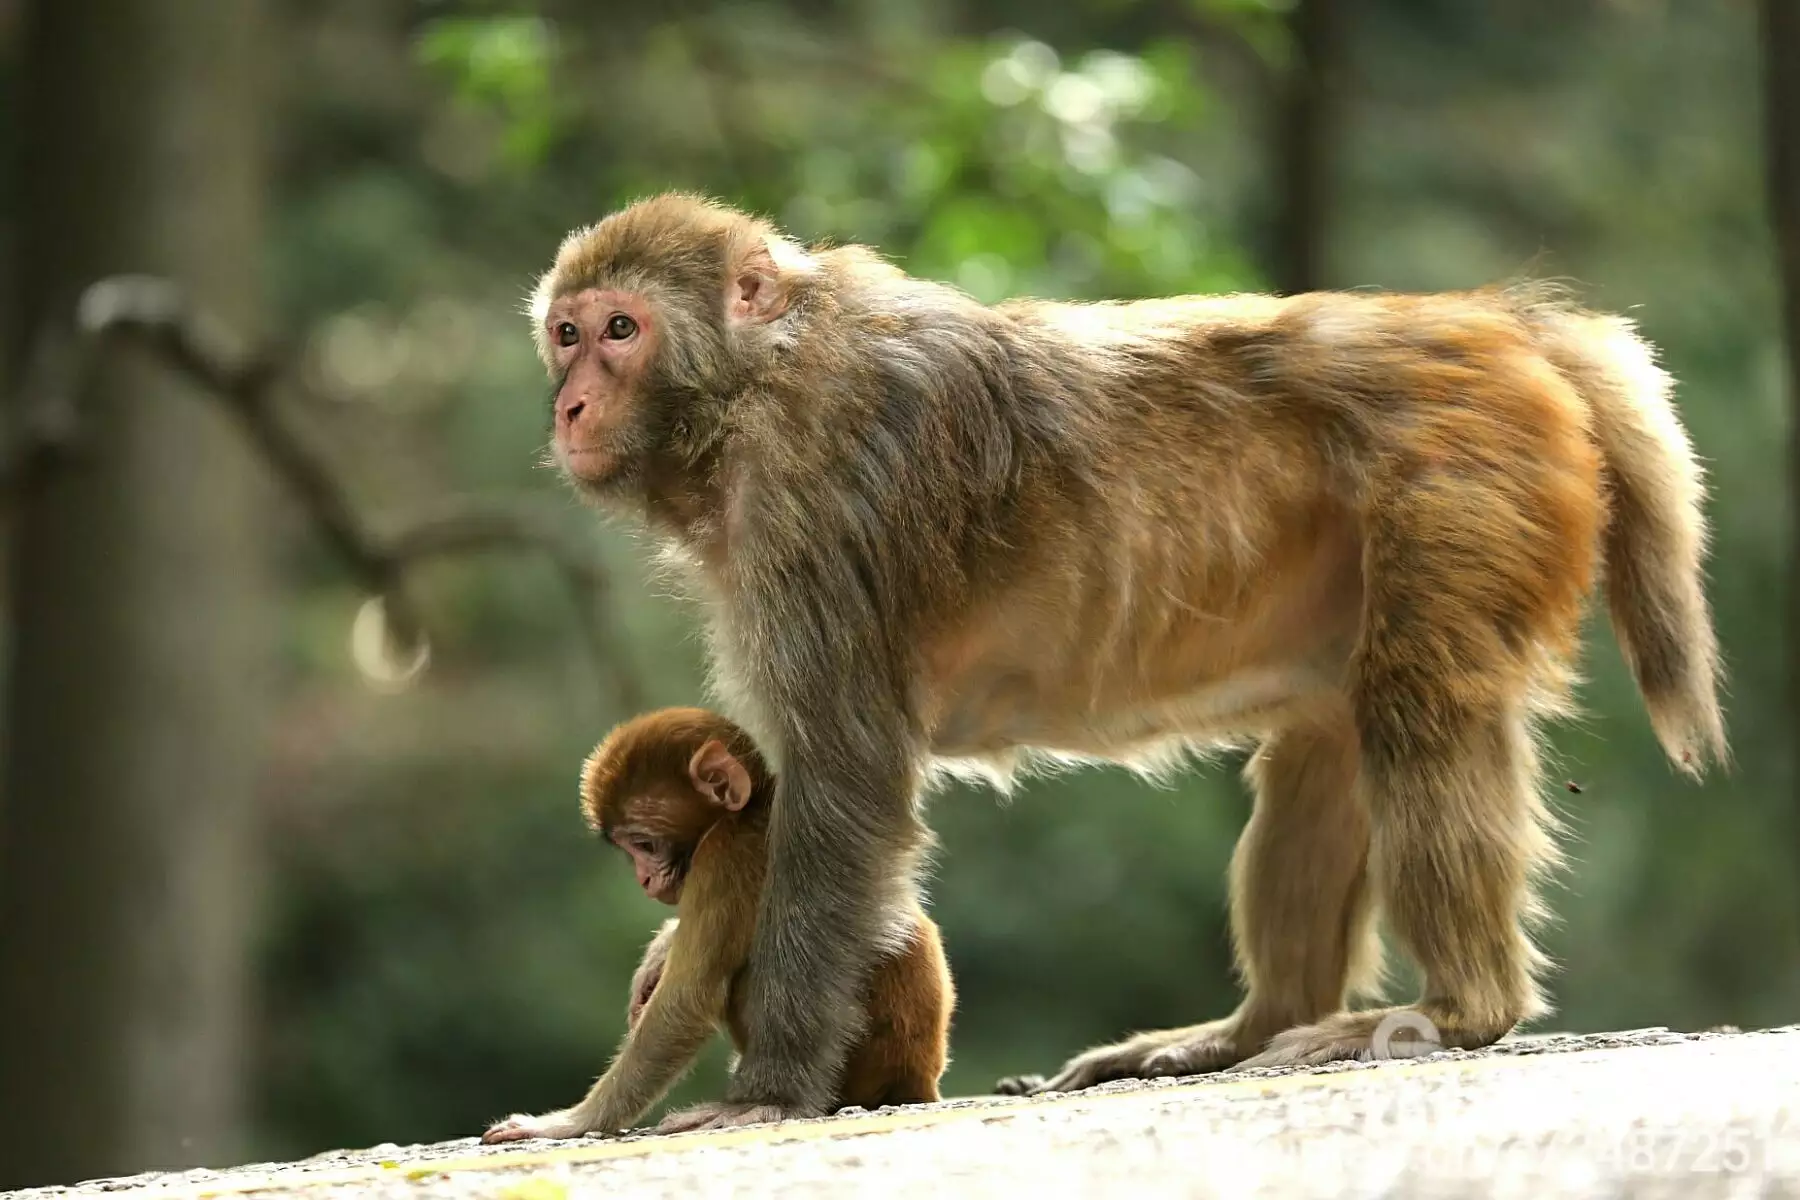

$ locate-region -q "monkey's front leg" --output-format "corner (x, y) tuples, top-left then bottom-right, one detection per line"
(664, 730), (923, 1130)
(483, 980), (719, 1143)
(481, 1053), (687, 1144)
(657, 856), (859, 1130)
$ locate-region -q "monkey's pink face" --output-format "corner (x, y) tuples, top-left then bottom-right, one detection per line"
(611, 827), (685, 905)
(544, 288), (658, 486)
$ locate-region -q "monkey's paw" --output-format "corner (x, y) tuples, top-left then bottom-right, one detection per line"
(656, 1101), (812, 1134)
(480, 1112), (592, 1144)
(1004, 1019), (1259, 1095)
(1237, 1005), (1496, 1069)
(992, 1073), (1046, 1096)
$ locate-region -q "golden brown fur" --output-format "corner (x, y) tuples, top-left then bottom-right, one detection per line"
(526, 193), (1725, 1116)
(481, 708), (953, 1141)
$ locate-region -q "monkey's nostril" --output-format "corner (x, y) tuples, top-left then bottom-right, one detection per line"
(563, 400), (586, 424)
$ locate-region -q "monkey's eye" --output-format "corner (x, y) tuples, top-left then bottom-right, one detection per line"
(554, 321), (579, 347)
(604, 313), (638, 340)
(627, 836), (657, 856)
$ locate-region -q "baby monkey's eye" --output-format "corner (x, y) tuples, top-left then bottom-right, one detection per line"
(605, 313), (638, 340)
(555, 321), (579, 347)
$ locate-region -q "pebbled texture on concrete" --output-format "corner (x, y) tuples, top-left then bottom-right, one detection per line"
(12, 1025), (1799, 1200)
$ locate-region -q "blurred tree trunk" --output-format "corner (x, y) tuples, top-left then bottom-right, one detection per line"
(0, 0), (271, 1188)
(1272, 0), (1344, 295)
(1763, 0), (1800, 866)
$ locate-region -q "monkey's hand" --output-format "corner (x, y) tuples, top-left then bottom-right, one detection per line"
(655, 1100), (813, 1134)
(628, 918), (680, 1029)
(619, 928), (676, 1029)
(480, 1110), (603, 1144)
(627, 963), (663, 1029)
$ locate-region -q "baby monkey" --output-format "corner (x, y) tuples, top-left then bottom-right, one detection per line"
(482, 708), (954, 1142)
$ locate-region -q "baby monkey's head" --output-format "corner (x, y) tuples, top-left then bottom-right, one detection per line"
(580, 707), (771, 904)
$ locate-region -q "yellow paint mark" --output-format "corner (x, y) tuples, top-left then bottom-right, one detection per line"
(495, 1178), (568, 1200)
(89, 1045), (1683, 1200)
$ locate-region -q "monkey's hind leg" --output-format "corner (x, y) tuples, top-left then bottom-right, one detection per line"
(1242, 397), (1592, 1071)
(1014, 713), (1379, 1094)
(1244, 697), (1559, 1069)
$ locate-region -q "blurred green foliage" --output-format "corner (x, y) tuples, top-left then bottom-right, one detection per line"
(417, 16), (558, 169)
(235, 0), (1796, 1159)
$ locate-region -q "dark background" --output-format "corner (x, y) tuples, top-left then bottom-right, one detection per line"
(0, 0), (1795, 1188)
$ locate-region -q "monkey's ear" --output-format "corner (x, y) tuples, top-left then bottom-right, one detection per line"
(729, 243), (786, 324)
(729, 235), (811, 324)
(689, 740), (753, 811)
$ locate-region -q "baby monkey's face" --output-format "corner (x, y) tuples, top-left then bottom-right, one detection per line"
(610, 817), (689, 905)
(581, 709), (762, 909)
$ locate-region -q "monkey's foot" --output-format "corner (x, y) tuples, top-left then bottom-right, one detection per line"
(656, 1100), (815, 1134)
(999, 1016), (1265, 1096)
(1238, 1004), (1509, 1069)
(992, 1073), (1046, 1096)
(480, 1112), (593, 1144)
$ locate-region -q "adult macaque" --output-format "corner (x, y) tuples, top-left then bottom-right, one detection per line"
(528, 194), (1725, 1123)
(481, 708), (954, 1142)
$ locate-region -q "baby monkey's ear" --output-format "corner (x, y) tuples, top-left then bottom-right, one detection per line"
(688, 739), (753, 811)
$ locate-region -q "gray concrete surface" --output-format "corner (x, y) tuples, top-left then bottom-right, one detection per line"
(12, 1025), (1799, 1199)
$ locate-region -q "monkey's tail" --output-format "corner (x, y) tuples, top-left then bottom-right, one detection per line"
(1528, 296), (1727, 778)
